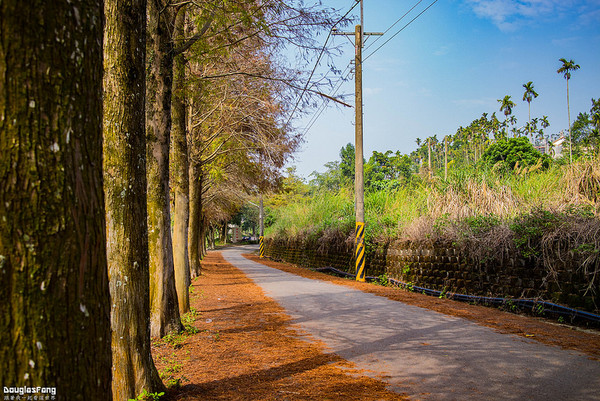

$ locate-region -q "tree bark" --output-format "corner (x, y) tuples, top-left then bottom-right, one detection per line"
(0, 0), (111, 398)
(200, 219), (208, 258)
(188, 160), (203, 278)
(222, 222), (228, 244)
(146, 0), (183, 337)
(171, 7), (191, 315)
(103, 0), (164, 398)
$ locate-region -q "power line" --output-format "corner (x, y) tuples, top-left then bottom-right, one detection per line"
(302, 70), (351, 134)
(363, 0), (424, 54)
(302, 63), (353, 134)
(302, 0), (439, 135)
(285, 0), (361, 127)
(364, 0), (439, 62)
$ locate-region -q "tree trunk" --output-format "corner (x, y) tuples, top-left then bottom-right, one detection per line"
(171, 7), (190, 315)
(222, 222), (228, 244)
(427, 138), (432, 178)
(200, 219), (208, 258)
(567, 78), (572, 163)
(103, 0), (164, 398)
(0, 1), (111, 397)
(528, 102), (532, 140)
(146, 0), (182, 337)
(444, 136), (448, 181)
(188, 160), (203, 278)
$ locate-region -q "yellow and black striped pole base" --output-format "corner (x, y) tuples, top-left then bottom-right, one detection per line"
(355, 222), (365, 282)
(259, 236), (265, 258)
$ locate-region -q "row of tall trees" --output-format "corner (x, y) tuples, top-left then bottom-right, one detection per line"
(1, 0), (348, 399)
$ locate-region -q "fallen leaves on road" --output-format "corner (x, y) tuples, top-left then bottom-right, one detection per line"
(152, 251), (409, 400)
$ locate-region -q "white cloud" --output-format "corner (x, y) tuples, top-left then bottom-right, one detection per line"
(551, 36), (580, 47)
(434, 46), (451, 56)
(364, 87), (383, 96)
(465, 0), (582, 31)
(578, 7), (600, 26)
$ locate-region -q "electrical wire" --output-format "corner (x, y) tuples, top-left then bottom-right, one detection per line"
(301, 0), (439, 135)
(363, 0), (439, 63)
(285, 0), (361, 127)
(302, 62), (353, 134)
(363, 0), (424, 54)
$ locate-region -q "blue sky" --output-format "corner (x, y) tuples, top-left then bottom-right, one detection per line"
(288, 0), (600, 179)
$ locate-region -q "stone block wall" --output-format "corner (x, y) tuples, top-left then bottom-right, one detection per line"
(263, 237), (599, 313)
(264, 237), (354, 272)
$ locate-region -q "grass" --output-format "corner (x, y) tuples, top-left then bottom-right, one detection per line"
(128, 389), (165, 401)
(265, 157), (600, 298)
(268, 187), (354, 241)
(268, 157), (599, 243)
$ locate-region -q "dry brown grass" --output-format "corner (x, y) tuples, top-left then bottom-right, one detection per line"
(427, 178), (519, 220)
(561, 156), (600, 215)
(540, 214), (600, 297)
(399, 157), (600, 271)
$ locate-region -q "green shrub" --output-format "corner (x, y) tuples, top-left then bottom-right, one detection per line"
(480, 137), (551, 172)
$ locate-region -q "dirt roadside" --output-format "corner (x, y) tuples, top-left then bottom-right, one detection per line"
(152, 251), (409, 400)
(243, 253), (600, 359)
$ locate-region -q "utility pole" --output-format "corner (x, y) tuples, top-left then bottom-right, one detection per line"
(248, 197), (265, 257)
(333, 2), (382, 282)
(444, 136), (448, 181)
(259, 195), (265, 258)
(354, 24), (366, 281)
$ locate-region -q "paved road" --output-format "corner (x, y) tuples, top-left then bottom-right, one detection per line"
(221, 246), (600, 400)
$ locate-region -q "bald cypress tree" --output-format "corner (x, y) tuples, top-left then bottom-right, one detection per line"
(0, 0), (111, 398)
(171, 7), (191, 315)
(103, 0), (164, 398)
(146, 0), (183, 338)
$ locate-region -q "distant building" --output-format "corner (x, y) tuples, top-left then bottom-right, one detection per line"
(533, 134), (566, 159)
(228, 224), (242, 243)
(550, 136), (566, 159)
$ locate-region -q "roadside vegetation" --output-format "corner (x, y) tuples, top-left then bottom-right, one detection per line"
(267, 152), (599, 248)
(264, 96), (600, 300)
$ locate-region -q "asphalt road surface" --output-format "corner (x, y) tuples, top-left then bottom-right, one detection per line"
(222, 245), (600, 400)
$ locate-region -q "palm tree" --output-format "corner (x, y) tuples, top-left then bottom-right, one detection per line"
(498, 95), (516, 117)
(557, 58), (580, 162)
(591, 98), (600, 132)
(522, 81), (538, 139)
(540, 115), (550, 130)
(498, 95), (516, 136)
(490, 112), (502, 140)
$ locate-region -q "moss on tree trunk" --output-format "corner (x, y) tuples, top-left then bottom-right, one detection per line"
(146, 0), (183, 337)
(188, 160), (203, 278)
(171, 7), (191, 315)
(0, 0), (111, 397)
(103, 0), (165, 398)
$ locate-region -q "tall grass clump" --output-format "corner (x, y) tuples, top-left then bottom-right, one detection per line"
(364, 183), (429, 242)
(266, 187), (354, 241)
(562, 155), (600, 215)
